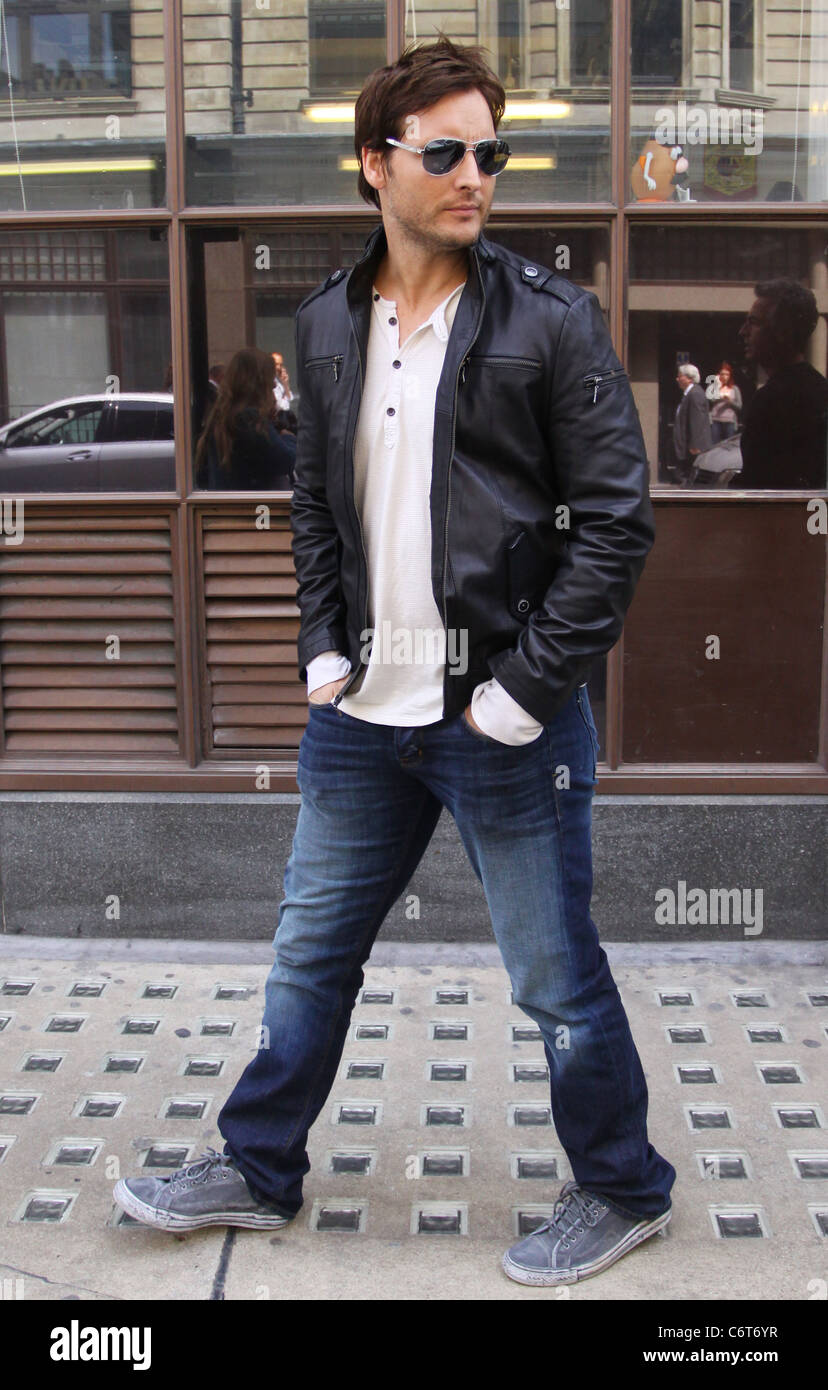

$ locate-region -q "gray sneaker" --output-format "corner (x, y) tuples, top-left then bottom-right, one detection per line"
(502, 1179), (671, 1285)
(113, 1148), (293, 1232)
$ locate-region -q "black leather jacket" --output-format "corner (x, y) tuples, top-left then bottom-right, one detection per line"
(290, 224), (655, 725)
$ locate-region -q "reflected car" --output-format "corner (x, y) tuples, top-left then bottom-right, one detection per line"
(0, 394), (175, 492)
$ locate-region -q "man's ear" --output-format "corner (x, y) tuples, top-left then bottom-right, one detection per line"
(361, 145), (388, 195)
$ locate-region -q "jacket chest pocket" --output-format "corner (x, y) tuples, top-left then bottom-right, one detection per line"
(461, 353), (542, 384)
(507, 531), (553, 621)
(304, 354), (344, 383)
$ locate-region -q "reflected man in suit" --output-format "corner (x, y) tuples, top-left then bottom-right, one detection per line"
(673, 363), (712, 487)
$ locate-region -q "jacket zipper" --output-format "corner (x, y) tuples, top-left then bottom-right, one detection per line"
(583, 368), (626, 404)
(305, 354), (343, 382)
(466, 355), (541, 370)
(445, 264), (486, 710)
(332, 330), (367, 707)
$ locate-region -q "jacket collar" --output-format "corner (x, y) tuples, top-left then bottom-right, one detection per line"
(346, 222), (488, 374)
(347, 222), (493, 299)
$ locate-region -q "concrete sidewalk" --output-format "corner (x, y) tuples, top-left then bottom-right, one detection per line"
(0, 937), (826, 1302)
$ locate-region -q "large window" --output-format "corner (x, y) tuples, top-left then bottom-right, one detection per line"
(628, 224), (827, 490)
(0, 1), (165, 211)
(630, 0), (828, 203)
(0, 228), (172, 491)
(1, 1), (132, 98)
(184, 0), (387, 207)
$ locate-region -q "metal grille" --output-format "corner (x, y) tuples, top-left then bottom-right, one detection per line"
(0, 230), (107, 284)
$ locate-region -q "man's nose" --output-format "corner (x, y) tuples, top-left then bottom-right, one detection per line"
(454, 149), (483, 186)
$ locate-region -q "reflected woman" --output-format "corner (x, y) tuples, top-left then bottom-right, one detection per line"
(195, 347), (296, 490)
(705, 361), (742, 444)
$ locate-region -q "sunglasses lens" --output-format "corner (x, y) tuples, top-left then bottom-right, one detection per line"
(478, 140), (510, 175)
(422, 139), (466, 175)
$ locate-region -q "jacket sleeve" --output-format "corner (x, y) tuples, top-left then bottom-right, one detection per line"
(289, 307), (349, 680)
(488, 290), (656, 724)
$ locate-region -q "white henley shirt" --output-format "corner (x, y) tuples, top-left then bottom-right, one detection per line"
(305, 281), (544, 745)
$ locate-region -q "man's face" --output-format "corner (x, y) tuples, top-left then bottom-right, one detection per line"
(676, 372), (690, 392)
(739, 298), (773, 367)
(272, 353), (287, 382)
(363, 88), (498, 253)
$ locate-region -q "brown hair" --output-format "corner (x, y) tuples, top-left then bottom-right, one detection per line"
(354, 35), (506, 210)
(718, 361), (734, 382)
(195, 347), (276, 477)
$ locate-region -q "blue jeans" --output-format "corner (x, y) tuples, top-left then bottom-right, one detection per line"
(218, 688), (675, 1221)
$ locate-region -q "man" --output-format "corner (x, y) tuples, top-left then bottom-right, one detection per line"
(114, 37), (675, 1286)
(271, 350), (295, 413)
(738, 279), (828, 490)
(672, 363), (712, 486)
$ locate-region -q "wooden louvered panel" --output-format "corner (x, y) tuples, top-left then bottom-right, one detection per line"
(0, 598), (173, 618)
(0, 517), (180, 756)
(0, 553), (171, 574)
(0, 576), (172, 596)
(3, 665), (176, 687)
(5, 687), (177, 708)
(202, 513), (308, 751)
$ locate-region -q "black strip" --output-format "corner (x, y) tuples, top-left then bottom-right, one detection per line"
(210, 1229), (237, 1301)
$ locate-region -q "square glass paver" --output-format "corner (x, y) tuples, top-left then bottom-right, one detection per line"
(686, 1107), (732, 1131)
(412, 1203), (467, 1235)
(18, 1192), (75, 1223)
(792, 1154), (828, 1179)
(711, 1209), (766, 1238)
(758, 1064), (802, 1085)
(676, 1064), (718, 1085)
(45, 1016), (85, 1034)
(774, 1106), (821, 1130)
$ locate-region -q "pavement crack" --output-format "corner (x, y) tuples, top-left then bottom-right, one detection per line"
(0, 1261), (121, 1300)
(209, 1229), (237, 1300)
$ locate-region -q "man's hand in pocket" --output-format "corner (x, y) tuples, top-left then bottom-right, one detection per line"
(308, 677), (350, 706)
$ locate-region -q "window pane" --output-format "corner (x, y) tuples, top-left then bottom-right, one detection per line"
(407, 3), (612, 201)
(629, 224), (828, 490)
(0, 230), (174, 492)
(0, 2), (166, 211)
(184, 0), (386, 206)
(622, 501), (825, 762)
(630, 0), (828, 203)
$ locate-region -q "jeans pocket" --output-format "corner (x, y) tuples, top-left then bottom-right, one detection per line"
(459, 710), (501, 745)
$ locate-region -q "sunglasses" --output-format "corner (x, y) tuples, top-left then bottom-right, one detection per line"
(385, 136), (511, 177)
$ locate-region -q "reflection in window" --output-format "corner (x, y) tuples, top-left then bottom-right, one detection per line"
(0, 230), (172, 491)
(632, 0), (682, 87)
(309, 0), (385, 94)
(0, 1), (164, 211)
(0, 1), (131, 98)
(629, 225), (828, 490)
(497, 0), (522, 90)
(729, 0), (754, 92)
(630, 0), (828, 202)
(573, 0), (611, 84)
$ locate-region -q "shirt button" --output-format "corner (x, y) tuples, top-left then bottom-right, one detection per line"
(386, 407), (395, 416)
(373, 292), (380, 301)
(388, 316), (397, 325)
(392, 359), (401, 369)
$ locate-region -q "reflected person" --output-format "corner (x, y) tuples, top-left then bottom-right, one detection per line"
(195, 347), (296, 490)
(673, 364), (712, 486)
(738, 280), (828, 489)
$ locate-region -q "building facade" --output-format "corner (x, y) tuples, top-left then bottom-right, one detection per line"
(0, 1), (825, 939)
